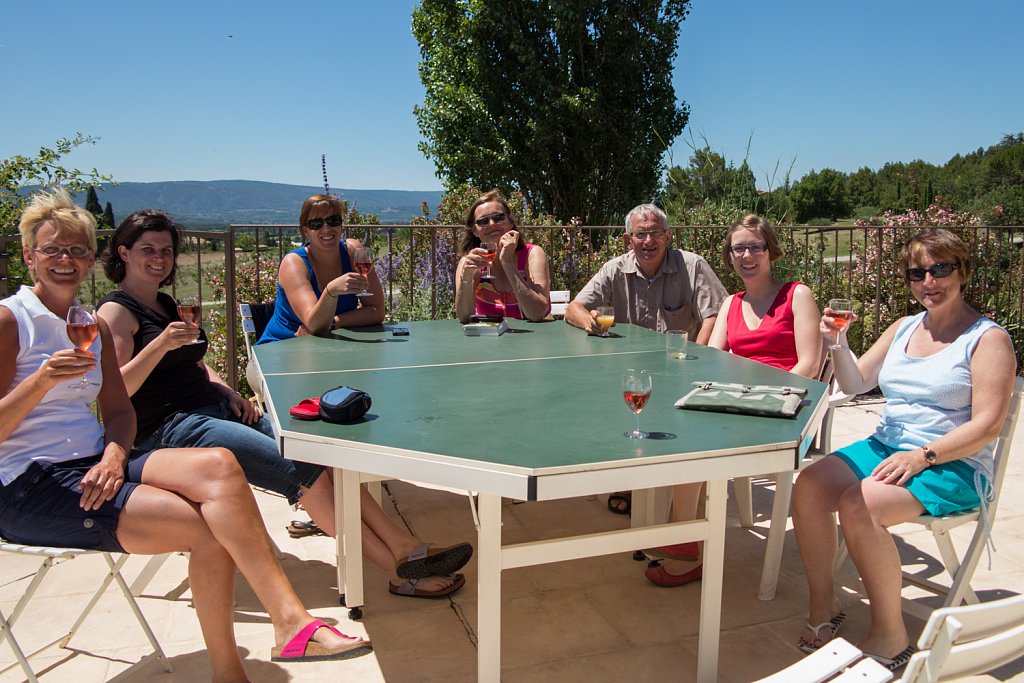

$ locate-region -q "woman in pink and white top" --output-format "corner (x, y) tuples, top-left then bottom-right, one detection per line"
(455, 190), (551, 323)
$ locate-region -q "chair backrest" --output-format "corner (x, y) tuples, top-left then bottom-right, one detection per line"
(550, 290), (570, 317)
(239, 302), (275, 359)
(816, 339), (832, 383)
(975, 376), (1023, 522)
(901, 593), (1024, 682)
(239, 302), (276, 407)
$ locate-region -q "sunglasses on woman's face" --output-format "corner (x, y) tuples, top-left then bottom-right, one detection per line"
(905, 262), (959, 282)
(306, 214), (343, 230)
(474, 212), (507, 227)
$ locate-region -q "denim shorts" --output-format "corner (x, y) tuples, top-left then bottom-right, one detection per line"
(137, 398), (324, 504)
(833, 437), (982, 516)
(0, 450), (154, 553)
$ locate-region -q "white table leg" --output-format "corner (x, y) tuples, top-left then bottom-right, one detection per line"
(757, 472), (794, 601)
(697, 479), (727, 683)
(333, 467), (345, 602)
(333, 467), (365, 611)
(477, 493), (503, 683)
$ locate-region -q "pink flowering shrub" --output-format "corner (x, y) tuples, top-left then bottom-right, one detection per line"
(849, 199), (1020, 355)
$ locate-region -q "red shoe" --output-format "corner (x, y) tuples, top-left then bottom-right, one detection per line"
(645, 542), (699, 561)
(645, 562), (702, 587)
(289, 397), (321, 420)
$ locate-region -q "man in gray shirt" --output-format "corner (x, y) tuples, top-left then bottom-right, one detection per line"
(566, 203), (727, 344)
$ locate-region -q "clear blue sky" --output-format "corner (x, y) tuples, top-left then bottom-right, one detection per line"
(2, 1), (1020, 193)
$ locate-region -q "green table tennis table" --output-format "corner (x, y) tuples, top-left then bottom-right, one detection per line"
(254, 319), (827, 682)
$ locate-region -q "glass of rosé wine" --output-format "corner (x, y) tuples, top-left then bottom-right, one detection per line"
(353, 247), (374, 297)
(478, 242), (495, 282)
(622, 369), (652, 439)
(176, 296), (203, 344)
(828, 299), (853, 350)
(66, 304), (98, 389)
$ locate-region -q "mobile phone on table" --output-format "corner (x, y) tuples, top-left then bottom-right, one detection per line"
(392, 327), (409, 336)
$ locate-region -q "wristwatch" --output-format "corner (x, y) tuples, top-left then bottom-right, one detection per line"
(922, 446), (938, 467)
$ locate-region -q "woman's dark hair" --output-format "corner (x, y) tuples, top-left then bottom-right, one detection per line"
(457, 189), (525, 256)
(102, 209), (181, 286)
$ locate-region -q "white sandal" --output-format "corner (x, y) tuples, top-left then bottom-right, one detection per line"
(797, 611), (846, 653)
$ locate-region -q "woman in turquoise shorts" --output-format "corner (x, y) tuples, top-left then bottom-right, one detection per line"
(792, 228), (1016, 670)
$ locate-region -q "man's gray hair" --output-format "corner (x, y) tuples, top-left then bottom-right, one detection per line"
(624, 204), (668, 233)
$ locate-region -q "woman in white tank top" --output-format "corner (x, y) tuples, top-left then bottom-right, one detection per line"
(791, 228), (1016, 670)
(0, 190), (371, 678)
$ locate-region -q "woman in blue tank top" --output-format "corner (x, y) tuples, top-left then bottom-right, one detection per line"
(258, 194), (384, 343)
(256, 195), (471, 598)
(792, 229), (1016, 670)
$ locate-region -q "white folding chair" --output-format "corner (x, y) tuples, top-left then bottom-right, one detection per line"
(754, 593), (1024, 683)
(0, 541), (173, 682)
(240, 301), (276, 409)
(754, 636), (887, 683)
(901, 593), (1024, 682)
(549, 290), (570, 318)
(834, 376), (1023, 620)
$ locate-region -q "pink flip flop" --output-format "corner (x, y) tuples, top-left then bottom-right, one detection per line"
(289, 397), (321, 420)
(270, 619), (372, 662)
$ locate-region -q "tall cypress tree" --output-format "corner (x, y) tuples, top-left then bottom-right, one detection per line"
(85, 186), (103, 220)
(103, 201), (115, 229)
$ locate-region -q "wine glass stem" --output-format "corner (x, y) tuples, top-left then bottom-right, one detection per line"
(635, 412), (640, 436)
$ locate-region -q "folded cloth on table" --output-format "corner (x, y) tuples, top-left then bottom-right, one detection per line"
(674, 381), (807, 419)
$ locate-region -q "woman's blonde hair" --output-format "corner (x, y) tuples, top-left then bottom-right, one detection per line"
(18, 188), (98, 252)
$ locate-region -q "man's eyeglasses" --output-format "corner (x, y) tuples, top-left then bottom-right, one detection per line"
(630, 229), (667, 242)
(729, 243), (768, 256)
(306, 215), (343, 230)
(34, 244), (92, 259)
(905, 262), (959, 282)
(474, 212), (507, 228)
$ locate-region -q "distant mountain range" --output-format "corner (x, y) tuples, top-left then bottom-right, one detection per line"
(71, 180), (443, 226)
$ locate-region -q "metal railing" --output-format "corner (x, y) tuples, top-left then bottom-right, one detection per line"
(2, 223), (1022, 390)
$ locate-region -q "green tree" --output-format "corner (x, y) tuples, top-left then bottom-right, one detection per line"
(103, 201), (116, 229)
(412, 0), (691, 225)
(1, 134), (113, 232)
(789, 168), (850, 223)
(845, 166), (877, 213)
(85, 186), (103, 220)
(663, 146), (757, 213)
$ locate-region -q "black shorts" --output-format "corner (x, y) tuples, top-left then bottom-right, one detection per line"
(0, 450), (154, 552)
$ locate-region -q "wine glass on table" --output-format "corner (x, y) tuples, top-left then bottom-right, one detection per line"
(65, 304), (98, 390)
(622, 369), (652, 439)
(176, 296), (203, 344)
(827, 298), (853, 350)
(478, 242), (495, 282)
(353, 247), (374, 297)
(596, 306), (615, 337)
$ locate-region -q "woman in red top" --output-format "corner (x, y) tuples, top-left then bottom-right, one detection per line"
(645, 214), (821, 588)
(709, 214), (822, 376)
